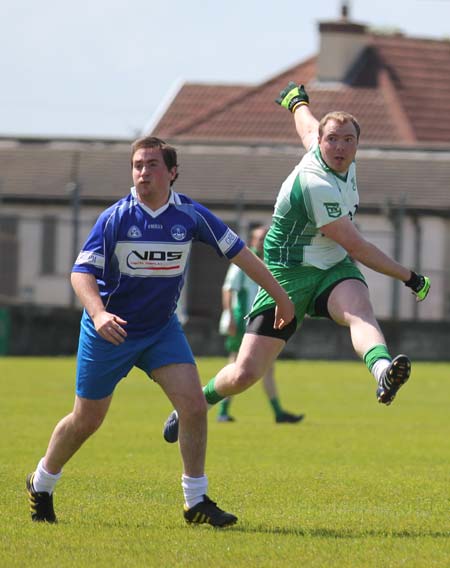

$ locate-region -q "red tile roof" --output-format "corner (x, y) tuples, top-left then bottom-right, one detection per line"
(373, 35), (450, 143)
(153, 83), (250, 140)
(151, 33), (450, 147)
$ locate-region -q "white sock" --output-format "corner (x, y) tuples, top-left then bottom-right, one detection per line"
(32, 458), (62, 494)
(181, 474), (208, 509)
(371, 359), (391, 383)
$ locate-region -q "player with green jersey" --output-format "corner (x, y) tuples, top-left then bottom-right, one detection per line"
(266, 143), (359, 270)
(251, 133), (364, 323)
(163, 82), (431, 445)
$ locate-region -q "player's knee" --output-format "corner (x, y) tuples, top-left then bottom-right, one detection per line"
(229, 365), (260, 393)
(180, 394), (207, 420)
(192, 396), (208, 417)
(72, 411), (105, 438)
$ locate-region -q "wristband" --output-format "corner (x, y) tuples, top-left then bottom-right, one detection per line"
(404, 271), (419, 288)
(291, 100), (309, 113)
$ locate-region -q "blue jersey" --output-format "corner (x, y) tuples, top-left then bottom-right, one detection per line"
(72, 188), (244, 338)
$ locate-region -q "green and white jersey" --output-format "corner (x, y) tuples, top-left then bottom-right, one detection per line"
(219, 260), (259, 334)
(223, 262), (259, 316)
(265, 143), (359, 270)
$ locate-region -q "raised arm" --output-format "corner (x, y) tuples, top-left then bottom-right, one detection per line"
(275, 82), (318, 150)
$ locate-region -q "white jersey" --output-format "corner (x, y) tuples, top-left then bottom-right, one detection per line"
(265, 143), (359, 270)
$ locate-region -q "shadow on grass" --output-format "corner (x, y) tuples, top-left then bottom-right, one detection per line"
(92, 519), (450, 539)
(231, 525), (450, 539)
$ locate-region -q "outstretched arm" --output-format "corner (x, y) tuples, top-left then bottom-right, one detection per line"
(275, 81), (318, 150)
(230, 247), (294, 328)
(321, 216), (430, 301)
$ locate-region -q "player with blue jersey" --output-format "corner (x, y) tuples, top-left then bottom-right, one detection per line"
(163, 83), (431, 446)
(26, 136), (294, 527)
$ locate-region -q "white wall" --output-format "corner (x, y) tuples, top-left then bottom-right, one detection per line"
(357, 214), (445, 320)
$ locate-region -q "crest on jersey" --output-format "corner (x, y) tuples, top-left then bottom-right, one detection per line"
(171, 225), (187, 241)
(324, 202), (342, 218)
(127, 225), (142, 239)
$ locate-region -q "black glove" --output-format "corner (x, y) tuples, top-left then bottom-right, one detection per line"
(404, 271), (430, 302)
(275, 82), (309, 113)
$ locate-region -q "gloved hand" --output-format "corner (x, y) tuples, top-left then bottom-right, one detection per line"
(275, 82), (309, 113)
(404, 271), (431, 302)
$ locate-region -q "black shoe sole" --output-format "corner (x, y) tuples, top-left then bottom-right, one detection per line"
(377, 355), (411, 405)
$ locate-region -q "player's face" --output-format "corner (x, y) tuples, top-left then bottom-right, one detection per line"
(132, 147), (177, 204)
(318, 120), (358, 173)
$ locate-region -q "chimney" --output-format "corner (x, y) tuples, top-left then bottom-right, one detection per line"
(317, 2), (369, 83)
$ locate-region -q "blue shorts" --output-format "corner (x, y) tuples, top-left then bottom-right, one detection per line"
(76, 312), (195, 400)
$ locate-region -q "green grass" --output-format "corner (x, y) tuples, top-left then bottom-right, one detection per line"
(1, 357), (449, 567)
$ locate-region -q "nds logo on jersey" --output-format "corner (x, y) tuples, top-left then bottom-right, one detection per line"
(324, 202), (342, 218)
(126, 250), (183, 271)
(171, 225), (187, 241)
(127, 225), (142, 239)
(116, 241), (191, 277)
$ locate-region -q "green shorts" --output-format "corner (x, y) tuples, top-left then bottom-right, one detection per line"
(249, 256), (366, 328)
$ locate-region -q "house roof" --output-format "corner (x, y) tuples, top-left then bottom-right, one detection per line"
(151, 32), (450, 147)
(2, 17), (449, 216)
(373, 34), (450, 143)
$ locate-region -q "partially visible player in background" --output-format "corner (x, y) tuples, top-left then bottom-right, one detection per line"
(163, 82), (431, 444)
(26, 136), (294, 528)
(218, 225), (304, 424)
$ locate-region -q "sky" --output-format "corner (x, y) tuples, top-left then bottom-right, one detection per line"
(1, 0), (449, 139)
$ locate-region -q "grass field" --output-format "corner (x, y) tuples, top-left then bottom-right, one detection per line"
(1, 357), (449, 567)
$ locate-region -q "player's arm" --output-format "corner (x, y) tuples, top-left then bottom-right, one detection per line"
(71, 272), (128, 344)
(321, 216), (430, 300)
(230, 246), (295, 328)
(221, 287), (237, 336)
(275, 82), (318, 150)
(222, 287), (233, 312)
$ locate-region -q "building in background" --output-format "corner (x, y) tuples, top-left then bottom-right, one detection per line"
(148, 3), (450, 324)
(1, 5), (449, 355)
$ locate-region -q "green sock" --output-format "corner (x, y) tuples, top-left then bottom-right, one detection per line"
(363, 344), (391, 372)
(203, 377), (225, 405)
(217, 398), (231, 417)
(269, 397), (283, 418)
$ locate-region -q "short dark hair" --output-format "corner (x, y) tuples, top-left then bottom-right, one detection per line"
(318, 111), (360, 141)
(131, 136), (179, 184)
